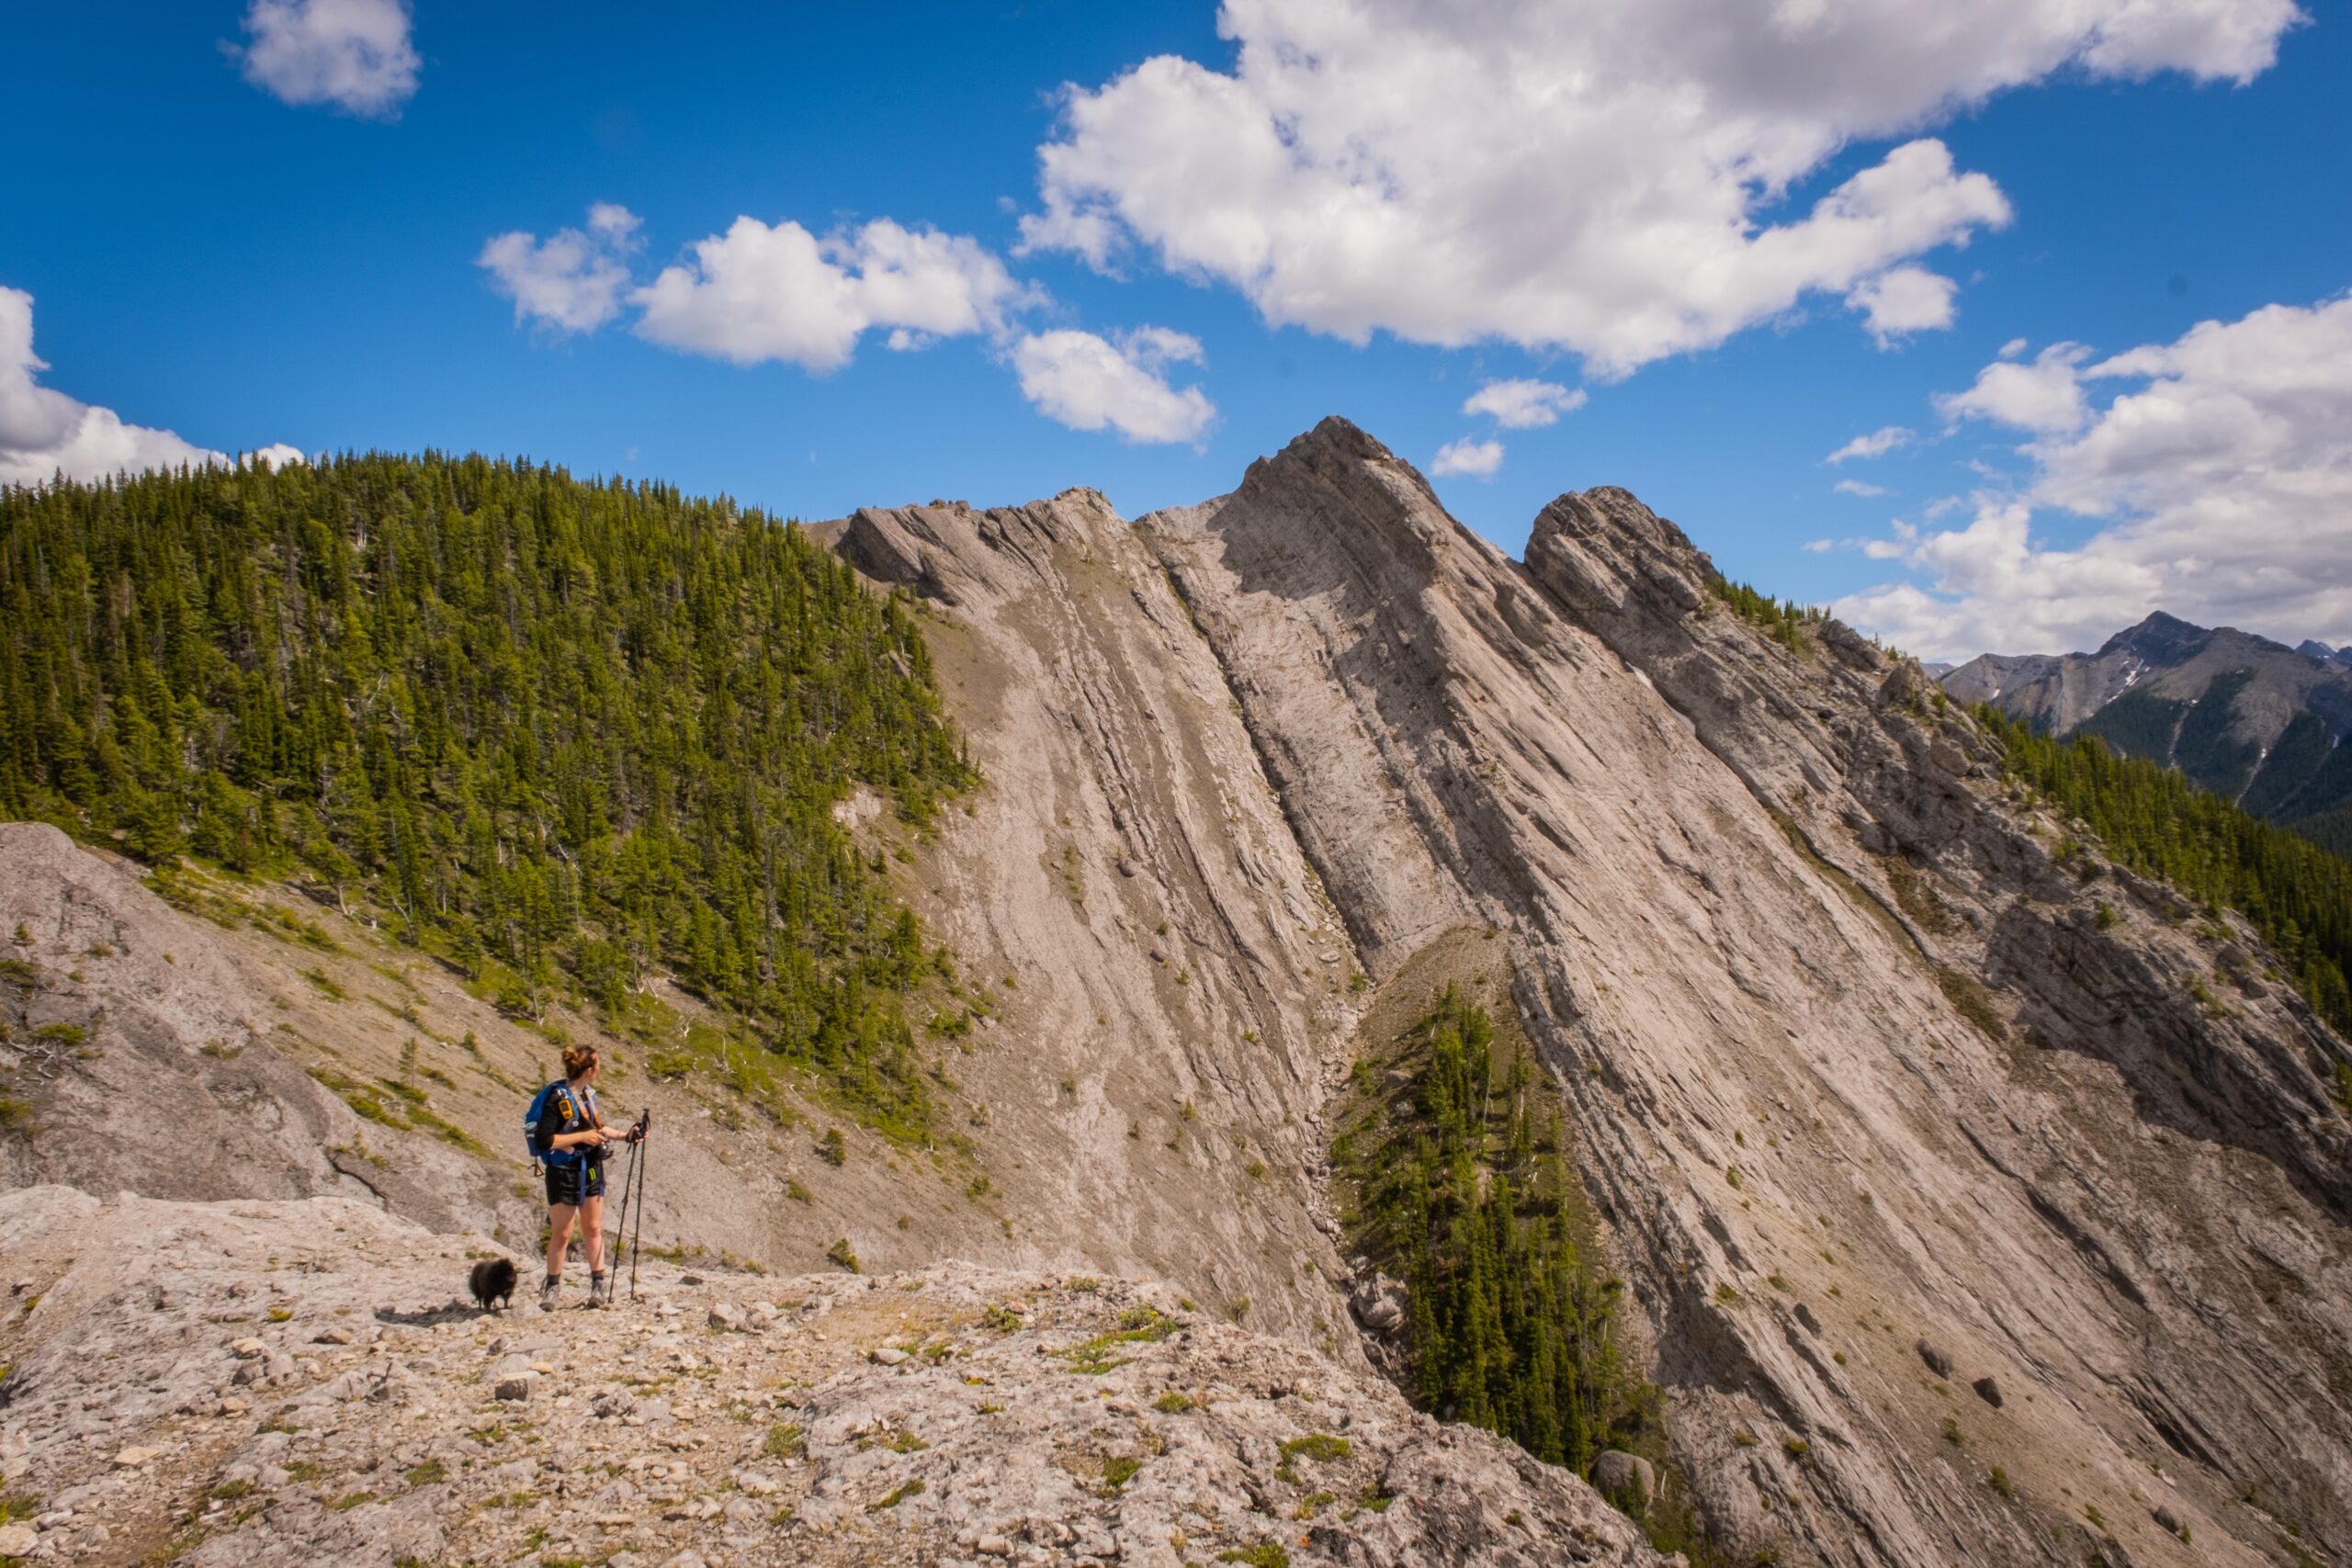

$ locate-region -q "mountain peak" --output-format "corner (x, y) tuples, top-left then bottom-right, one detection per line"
(2098, 609), (2212, 662)
(1173, 415), (1465, 582)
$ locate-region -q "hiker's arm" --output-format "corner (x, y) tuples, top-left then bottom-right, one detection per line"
(550, 1128), (609, 1149)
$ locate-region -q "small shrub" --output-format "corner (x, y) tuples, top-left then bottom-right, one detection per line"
(1935, 965), (2007, 1042)
(868, 1477), (925, 1511)
(1216, 1545), (1290, 1568)
(1988, 1466), (2014, 1498)
(826, 1238), (859, 1273)
(1275, 1432), (1351, 1482)
(816, 1128), (847, 1167)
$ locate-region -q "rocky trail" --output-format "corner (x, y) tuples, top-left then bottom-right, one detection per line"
(0, 1186), (1664, 1568)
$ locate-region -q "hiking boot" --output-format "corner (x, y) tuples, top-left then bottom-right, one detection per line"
(587, 1273), (611, 1308)
(538, 1275), (562, 1313)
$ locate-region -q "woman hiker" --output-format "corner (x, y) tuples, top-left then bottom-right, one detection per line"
(528, 1043), (642, 1309)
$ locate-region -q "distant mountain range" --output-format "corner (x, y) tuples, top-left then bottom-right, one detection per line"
(1942, 612), (2352, 854)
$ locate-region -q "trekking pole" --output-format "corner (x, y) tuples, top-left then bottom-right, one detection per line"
(628, 1108), (652, 1302)
(612, 1132), (641, 1295)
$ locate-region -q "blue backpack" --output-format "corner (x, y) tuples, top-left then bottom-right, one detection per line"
(524, 1080), (585, 1171)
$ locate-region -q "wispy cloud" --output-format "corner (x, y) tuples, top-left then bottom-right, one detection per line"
(1826, 425), (1914, 464)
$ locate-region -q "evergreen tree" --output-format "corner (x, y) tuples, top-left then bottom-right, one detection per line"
(0, 455), (976, 1133)
(1983, 708), (2352, 1040)
(1341, 984), (1629, 1472)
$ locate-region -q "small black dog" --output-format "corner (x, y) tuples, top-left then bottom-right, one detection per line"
(469, 1257), (518, 1314)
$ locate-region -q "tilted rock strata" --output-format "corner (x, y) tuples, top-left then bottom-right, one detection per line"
(835, 490), (1365, 1339)
(1527, 481), (2352, 1558)
(0, 1186), (1666, 1568)
(1142, 421), (2352, 1566)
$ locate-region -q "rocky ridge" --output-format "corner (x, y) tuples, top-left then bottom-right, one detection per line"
(0, 1185), (1663, 1568)
(2, 418), (2349, 1566)
(1132, 422), (2352, 1566)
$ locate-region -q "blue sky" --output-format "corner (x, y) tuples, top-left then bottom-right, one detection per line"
(5, 1), (2347, 660)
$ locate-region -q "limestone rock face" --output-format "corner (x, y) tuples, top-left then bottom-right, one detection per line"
(836, 488), (1364, 1337)
(1519, 478), (2352, 1560)
(1143, 419), (2352, 1567)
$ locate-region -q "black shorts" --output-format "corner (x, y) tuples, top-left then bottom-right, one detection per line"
(545, 1157), (605, 1207)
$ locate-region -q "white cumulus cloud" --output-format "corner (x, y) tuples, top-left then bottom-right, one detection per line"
(1430, 437), (1504, 479)
(1012, 327), (1215, 445)
(479, 204), (643, 334)
(234, 0), (419, 118)
(1836, 291), (2352, 658)
(1022, 0), (2299, 377)
(633, 217), (1029, 372)
(0, 288), (243, 488)
(1464, 379), (1586, 429)
(1934, 342), (2095, 433)
(1848, 265), (1960, 344)
(1826, 425), (1915, 464)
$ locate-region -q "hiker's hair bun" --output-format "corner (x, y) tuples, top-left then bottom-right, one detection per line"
(561, 1043), (598, 1078)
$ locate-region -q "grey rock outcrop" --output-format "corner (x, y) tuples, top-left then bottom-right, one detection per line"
(832, 489), (1365, 1334)
(0, 823), (492, 1229)
(1350, 1272), (1408, 1334)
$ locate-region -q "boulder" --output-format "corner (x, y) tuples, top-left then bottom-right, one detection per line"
(1591, 1449), (1656, 1514)
(1916, 1340), (1952, 1378)
(1973, 1375), (2004, 1408)
(1349, 1272), (1408, 1334)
